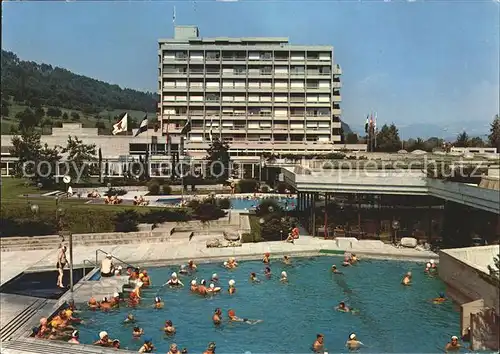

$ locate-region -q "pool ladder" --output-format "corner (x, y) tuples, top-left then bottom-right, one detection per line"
(82, 259), (96, 277)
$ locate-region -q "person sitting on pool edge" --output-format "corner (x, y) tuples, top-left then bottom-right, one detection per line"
(263, 252), (270, 264)
(100, 254), (115, 278)
(401, 272), (412, 286)
(444, 335), (461, 352)
(312, 333), (325, 353)
(164, 320), (176, 335)
(213, 308), (222, 325)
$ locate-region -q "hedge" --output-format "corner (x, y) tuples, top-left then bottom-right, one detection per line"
(0, 201), (222, 236)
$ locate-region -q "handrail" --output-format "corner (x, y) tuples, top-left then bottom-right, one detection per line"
(95, 249), (136, 269)
(82, 259), (96, 277)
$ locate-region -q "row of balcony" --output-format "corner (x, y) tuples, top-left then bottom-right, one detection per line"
(161, 100), (338, 107)
(162, 55), (334, 63)
(163, 121), (341, 129)
(162, 70), (337, 77)
(162, 85), (341, 91)
(161, 112), (338, 118)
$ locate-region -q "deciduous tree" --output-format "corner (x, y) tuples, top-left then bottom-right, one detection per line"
(205, 138), (230, 181)
(59, 136), (97, 182)
(375, 124), (401, 152)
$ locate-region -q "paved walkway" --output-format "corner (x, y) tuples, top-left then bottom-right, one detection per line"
(1, 237), (437, 286)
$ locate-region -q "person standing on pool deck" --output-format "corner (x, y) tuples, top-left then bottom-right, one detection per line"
(312, 334), (325, 353)
(56, 244), (68, 288)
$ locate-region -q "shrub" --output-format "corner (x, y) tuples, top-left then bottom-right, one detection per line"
(236, 179), (259, 193)
(186, 199), (200, 209)
(260, 214), (294, 241)
(147, 180), (160, 195)
(139, 209), (191, 225)
(255, 199), (282, 217)
(275, 182), (291, 194)
(193, 202), (227, 222)
(162, 184), (172, 195)
(114, 210), (139, 232)
(104, 188), (127, 197)
(261, 185), (270, 193)
(217, 198), (231, 209)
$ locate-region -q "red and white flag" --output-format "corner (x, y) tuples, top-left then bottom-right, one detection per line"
(112, 113), (128, 135)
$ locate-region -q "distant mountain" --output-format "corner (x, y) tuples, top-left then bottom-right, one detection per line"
(1, 50), (157, 114)
(341, 121), (352, 134)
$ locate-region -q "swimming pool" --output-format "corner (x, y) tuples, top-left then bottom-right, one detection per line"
(74, 256), (461, 353)
(157, 196), (297, 210)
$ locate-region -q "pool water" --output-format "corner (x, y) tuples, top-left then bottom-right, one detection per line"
(157, 196), (297, 210)
(75, 257), (461, 353)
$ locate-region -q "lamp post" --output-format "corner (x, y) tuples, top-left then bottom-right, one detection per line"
(391, 220), (400, 245)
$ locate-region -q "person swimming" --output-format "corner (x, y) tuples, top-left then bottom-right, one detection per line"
(227, 309), (262, 325)
(336, 301), (351, 312)
(401, 272), (412, 286)
(212, 308), (222, 325)
(179, 265), (189, 275)
(165, 272), (184, 287)
(444, 335), (461, 352)
(346, 333), (364, 350)
(188, 260), (197, 271)
(331, 265), (343, 274)
(123, 313), (135, 323)
(198, 279), (208, 296)
(283, 255), (291, 265)
(211, 273), (219, 283)
(163, 320), (176, 335)
(153, 296), (164, 309)
(190, 279), (198, 292)
(264, 267), (271, 278)
(312, 333), (325, 353)
(280, 271), (288, 283)
(228, 279), (236, 294)
(342, 254), (351, 267)
(250, 272), (260, 283)
(207, 283), (221, 294)
(433, 292), (447, 304)
(132, 326), (144, 338)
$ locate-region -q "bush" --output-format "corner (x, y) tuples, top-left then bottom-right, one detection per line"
(139, 209), (191, 225)
(147, 180), (160, 195)
(217, 198), (231, 209)
(236, 179), (259, 193)
(186, 199), (200, 209)
(104, 188), (127, 197)
(261, 185), (270, 193)
(255, 199), (282, 217)
(193, 201), (227, 222)
(114, 210), (139, 232)
(275, 182), (291, 194)
(162, 184), (172, 195)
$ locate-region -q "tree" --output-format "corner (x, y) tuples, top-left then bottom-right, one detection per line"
(408, 137), (426, 152)
(345, 132), (359, 144)
(16, 108), (40, 131)
(488, 114), (500, 150)
(46, 107), (62, 118)
(95, 121), (106, 129)
(70, 112), (80, 121)
(62, 112), (69, 120)
(10, 131), (61, 186)
(454, 131), (469, 148)
(375, 123), (401, 152)
(469, 136), (485, 148)
(205, 138), (230, 181)
(34, 107), (45, 120)
(59, 136), (97, 182)
(1, 99), (10, 118)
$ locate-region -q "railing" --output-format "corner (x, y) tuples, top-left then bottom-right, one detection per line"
(82, 259), (96, 277)
(95, 249), (136, 269)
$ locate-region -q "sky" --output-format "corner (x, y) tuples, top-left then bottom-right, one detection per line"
(2, 0), (499, 137)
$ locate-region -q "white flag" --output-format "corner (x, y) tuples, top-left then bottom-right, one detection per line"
(112, 113), (128, 135)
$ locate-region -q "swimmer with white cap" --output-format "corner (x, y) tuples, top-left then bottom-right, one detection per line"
(425, 262), (431, 273)
(179, 265), (189, 275)
(190, 279), (198, 292)
(93, 331), (111, 346)
(211, 273), (219, 282)
(207, 283), (221, 294)
(444, 335), (461, 352)
(346, 333), (364, 350)
(228, 279), (236, 294)
(164, 272), (184, 287)
(280, 271), (288, 283)
(153, 296), (164, 309)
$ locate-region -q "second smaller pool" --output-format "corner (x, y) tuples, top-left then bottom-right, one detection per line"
(156, 196), (297, 210)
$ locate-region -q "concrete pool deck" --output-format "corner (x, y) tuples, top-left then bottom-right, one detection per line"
(0, 236), (437, 353)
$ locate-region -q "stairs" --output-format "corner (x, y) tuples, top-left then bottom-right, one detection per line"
(0, 338), (131, 353)
(72, 276), (130, 303)
(0, 298), (51, 343)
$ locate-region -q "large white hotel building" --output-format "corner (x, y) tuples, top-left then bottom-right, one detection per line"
(159, 26), (346, 157)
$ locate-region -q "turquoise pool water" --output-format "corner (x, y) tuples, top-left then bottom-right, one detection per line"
(157, 196), (297, 210)
(75, 257), (460, 353)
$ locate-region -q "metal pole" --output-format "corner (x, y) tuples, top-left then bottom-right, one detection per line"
(69, 232), (74, 295)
